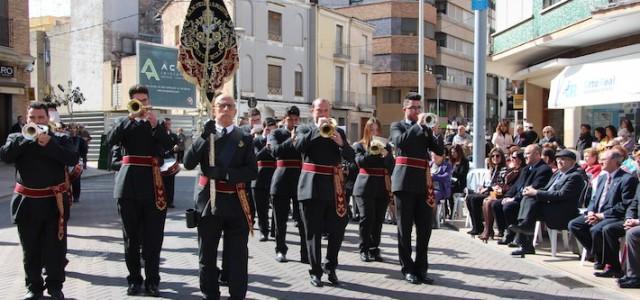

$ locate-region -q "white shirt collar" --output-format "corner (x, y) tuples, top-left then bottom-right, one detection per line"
(405, 119), (414, 125)
(215, 123), (235, 134)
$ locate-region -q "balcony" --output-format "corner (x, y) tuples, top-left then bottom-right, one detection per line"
(349, 91), (375, 111)
(267, 86), (282, 96)
(359, 50), (373, 66)
(332, 90), (355, 108)
(0, 16), (13, 48)
(334, 44), (351, 61)
(268, 32), (282, 43)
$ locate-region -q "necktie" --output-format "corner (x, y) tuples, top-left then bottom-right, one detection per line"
(221, 128), (227, 136)
(549, 173), (563, 190)
(597, 175), (612, 212)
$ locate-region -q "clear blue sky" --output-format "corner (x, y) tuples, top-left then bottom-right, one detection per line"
(29, 0), (70, 17)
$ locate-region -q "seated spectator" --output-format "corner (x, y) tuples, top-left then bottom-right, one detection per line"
(605, 125), (618, 143)
(523, 123), (539, 146)
(618, 188), (640, 288)
(491, 121), (513, 151)
(568, 150), (638, 271)
(577, 124), (595, 160)
(594, 127), (608, 152)
(452, 125), (472, 155)
(465, 148), (507, 236)
(509, 150), (587, 257)
(431, 150), (453, 203)
(514, 125), (526, 147)
(449, 144), (469, 218)
(495, 145), (553, 247)
(581, 147), (602, 183)
(610, 144), (638, 175)
(539, 126), (563, 149)
(618, 128), (635, 155)
(542, 147), (558, 174)
(508, 144), (520, 156)
(445, 125), (455, 145)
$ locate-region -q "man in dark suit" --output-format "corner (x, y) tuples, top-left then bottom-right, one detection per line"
(295, 98), (355, 287)
(162, 118), (179, 208)
(252, 117), (277, 241)
(576, 124), (595, 159)
(9, 115), (25, 133)
(184, 94), (257, 300)
(569, 150), (638, 271)
(1, 102), (79, 300)
(106, 85), (173, 297)
(510, 149), (586, 256)
(389, 92), (443, 285)
(618, 185), (640, 288)
(494, 144), (552, 248)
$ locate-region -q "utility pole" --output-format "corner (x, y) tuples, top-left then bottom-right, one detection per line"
(472, 1), (488, 169)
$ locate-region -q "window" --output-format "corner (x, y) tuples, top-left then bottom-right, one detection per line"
(0, 0), (9, 47)
(174, 25), (180, 46)
(446, 3), (474, 28)
(400, 18), (417, 36)
(543, 0), (563, 9)
(268, 11), (282, 42)
(335, 66), (344, 102)
(445, 34), (473, 57)
(335, 25), (344, 55)
(294, 71), (303, 97)
(496, 0), (533, 32)
(381, 88), (402, 104)
(268, 64), (282, 95)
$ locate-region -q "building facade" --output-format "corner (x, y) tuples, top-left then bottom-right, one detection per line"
(315, 6), (374, 142)
(0, 0), (32, 143)
(490, 0), (640, 147)
(29, 16), (71, 102)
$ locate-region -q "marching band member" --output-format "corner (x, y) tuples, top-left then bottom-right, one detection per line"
(295, 98), (355, 287)
(106, 85), (173, 296)
(1, 101), (79, 300)
(184, 94), (257, 299)
(389, 93), (443, 285)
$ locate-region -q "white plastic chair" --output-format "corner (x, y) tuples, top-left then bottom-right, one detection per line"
(533, 221), (570, 257)
(463, 168), (490, 230)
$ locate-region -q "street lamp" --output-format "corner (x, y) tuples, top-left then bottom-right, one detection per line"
(234, 27), (245, 122)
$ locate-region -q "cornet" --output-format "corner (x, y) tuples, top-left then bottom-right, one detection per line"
(22, 122), (49, 140)
(369, 136), (388, 156)
(127, 98), (150, 115)
(420, 112), (438, 128)
(319, 118), (338, 138)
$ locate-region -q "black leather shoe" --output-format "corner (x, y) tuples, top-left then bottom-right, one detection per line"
(418, 272), (435, 285)
(360, 252), (372, 262)
(508, 242), (519, 248)
(309, 274), (323, 287)
(594, 268), (623, 278)
(593, 263), (605, 270)
(323, 268), (339, 285)
(497, 235), (514, 245)
(145, 284), (160, 297)
(275, 252), (288, 263)
(511, 247), (535, 257)
(467, 229), (481, 235)
(126, 283), (141, 296)
(259, 234), (268, 242)
(404, 273), (419, 284)
(21, 291), (42, 300)
(618, 276), (634, 283)
(508, 224), (534, 235)
(48, 290), (65, 300)
(370, 252), (384, 262)
(619, 278), (640, 288)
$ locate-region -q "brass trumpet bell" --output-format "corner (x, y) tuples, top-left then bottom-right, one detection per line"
(369, 136), (388, 155)
(422, 112), (438, 128)
(127, 98), (147, 115)
(22, 122), (48, 140)
(319, 118), (338, 138)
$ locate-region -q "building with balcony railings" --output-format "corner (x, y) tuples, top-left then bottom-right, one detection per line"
(315, 5), (374, 143)
(0, 0), (32, 144)
(489, 0), (640, 148)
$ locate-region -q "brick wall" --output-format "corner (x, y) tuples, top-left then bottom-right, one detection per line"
(336, 1), (437, 24)
(373, 36), (437, 57)
(9, 0), (30, 117)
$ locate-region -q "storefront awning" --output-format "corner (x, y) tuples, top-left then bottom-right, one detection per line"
(548, 53), (640, 108)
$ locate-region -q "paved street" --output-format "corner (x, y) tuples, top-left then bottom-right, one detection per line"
(0, 170), (633, 299)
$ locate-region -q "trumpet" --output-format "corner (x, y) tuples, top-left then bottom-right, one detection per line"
(127, 98), (149, 115)
(319, 118), (338, 138)
(420, 112), (438, 128)
(369, 136), (388, 156)
(22, 122), (49, 140)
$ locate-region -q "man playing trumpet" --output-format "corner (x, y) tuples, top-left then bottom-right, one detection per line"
(390, 92), (443, 285)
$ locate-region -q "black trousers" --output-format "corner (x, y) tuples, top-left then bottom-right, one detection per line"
(253, 188), (270, 236)
(176, 151), (184, 163)
(71, 179), (81, 202)
(465, 192), (488, 232)
(17, 197), (68, 293)
(394, 191), (433, 275)
(272, 193), (306, 256)
(492, 199), (520, 237)
(198, 212), (249, 300)
(163, 175), (175, 207)
(601, 220), (626, 270)
(300, 196), (348, 276)
(568, 215), (620, 264)
(117, 197), (167, 286)
(354, 194), (388, 255)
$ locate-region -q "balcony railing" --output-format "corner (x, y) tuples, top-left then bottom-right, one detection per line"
(268, 32), (282, 43)
(0, 16), (13, 48)
(349, 92), (375, 111)
(334, 45), (350, 59)
(332, 90), (355, 107)
(268, 86), (282, 95)
(359, 50), (373, 65)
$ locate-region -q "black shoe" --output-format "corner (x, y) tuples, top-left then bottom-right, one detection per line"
(145, 284), (160, 297)
(323, 268), (339, 285)
(259, 233), (268, 242)
(508, 224), (534, 235)
(508, 242), (520, 248)
(275, 252), (288, 263)
(48, 290), (65, 300)
(21, 291), (42, 300)
(418, 272), (435, 285)
(619, 278), (640, 288)
(594, 268), (623, 278)
(309, 274), (323, 287)
(497, 235), (514, 245)
(370, 252), (384, 262)
(360, 252), (372, 262)
(404, 273), (419, 284)
(593, 263), (605, 270)
(467, 229), (481, 235)
(126, 283), (141, 296)
(511, 247), (535, 257)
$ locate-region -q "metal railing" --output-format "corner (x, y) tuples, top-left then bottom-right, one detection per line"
(268, 86), (282, 95)
(359, 50), (373, 65)
(334, 44), (351, 59)
(268, 32), (282, 42)
(0, 16), (13, 47)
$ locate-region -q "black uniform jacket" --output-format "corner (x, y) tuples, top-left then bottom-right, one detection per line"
(1, 132), (79, 223)
(183, 126), (257, 217)
(352, 142), (394, 198)
(106, 117), (173, 200)
(252, 135), (275, 190)
(389, 121), (442, 194)
(268, 127), (302, 197)
(294, 124), (355, 201)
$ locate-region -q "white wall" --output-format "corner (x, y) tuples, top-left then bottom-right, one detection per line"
(70, 0), (104, 111)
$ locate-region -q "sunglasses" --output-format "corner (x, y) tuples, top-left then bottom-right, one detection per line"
(491, 154), (501, 158)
